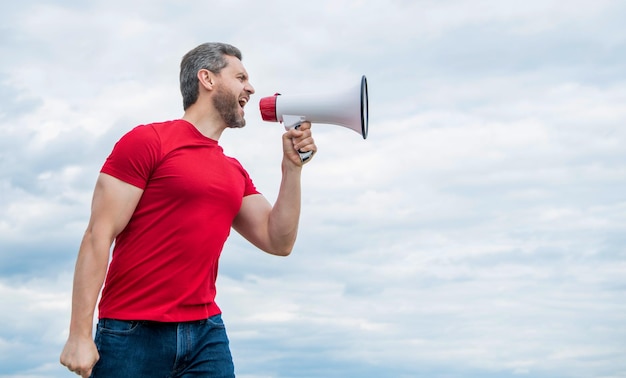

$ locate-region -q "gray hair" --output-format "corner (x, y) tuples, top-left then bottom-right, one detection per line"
(179, 42), (243, 110)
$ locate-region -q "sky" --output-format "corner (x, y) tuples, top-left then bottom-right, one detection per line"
(1, 0), (625, 377)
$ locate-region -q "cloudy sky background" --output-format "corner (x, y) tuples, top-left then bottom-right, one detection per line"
(1, 0), (625, 377)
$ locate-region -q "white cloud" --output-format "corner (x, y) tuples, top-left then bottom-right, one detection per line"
(0, 276), (72, 378)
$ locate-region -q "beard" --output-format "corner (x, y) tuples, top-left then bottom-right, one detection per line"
(212, 85), (246, 129)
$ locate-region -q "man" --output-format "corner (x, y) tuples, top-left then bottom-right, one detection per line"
(60, 42), (316, 377)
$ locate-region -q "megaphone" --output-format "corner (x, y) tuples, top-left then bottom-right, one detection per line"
(259, 75), (369, 161)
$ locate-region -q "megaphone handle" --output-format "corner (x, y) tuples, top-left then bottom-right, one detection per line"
(293, 123), (313, 163)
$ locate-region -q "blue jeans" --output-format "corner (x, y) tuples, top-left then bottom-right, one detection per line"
(91, 314), (235, 377)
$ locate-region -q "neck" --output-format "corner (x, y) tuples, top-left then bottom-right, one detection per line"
(182, 105), (226, 140)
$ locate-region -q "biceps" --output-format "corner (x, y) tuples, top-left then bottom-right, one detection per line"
(88, 173), (144, 239)
(233, 194), (272, 247)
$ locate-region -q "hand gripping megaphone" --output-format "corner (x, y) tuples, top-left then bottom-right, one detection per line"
(259, 75), (369, 162)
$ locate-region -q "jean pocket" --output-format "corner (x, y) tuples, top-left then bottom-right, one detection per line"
(206, 314), (226, 328)
(97, 319), (142, 335)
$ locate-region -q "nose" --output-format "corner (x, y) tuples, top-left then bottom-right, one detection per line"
(245, 82), (255, 95)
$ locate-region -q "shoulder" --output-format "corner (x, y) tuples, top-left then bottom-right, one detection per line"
(116, 119), (191, 152)
(118, 122), (161, 145)
(224, 155), (253, 179)
(224, 155), (245, 170)
(127, 120), (184, 138)
(223, 155), (259, 195)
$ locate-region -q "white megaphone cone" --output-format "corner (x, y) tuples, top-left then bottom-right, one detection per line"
(260, 75), (369, 162)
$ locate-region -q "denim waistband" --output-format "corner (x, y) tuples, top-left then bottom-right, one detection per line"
(100, 313), (222, 327)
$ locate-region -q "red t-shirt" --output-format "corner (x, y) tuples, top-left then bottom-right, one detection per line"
(98, 119), (259, 322)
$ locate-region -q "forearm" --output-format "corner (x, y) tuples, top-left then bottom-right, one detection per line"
(267, 162), (302, 255)
(234, 125), (314, 256)
(68, 230), (111, 338)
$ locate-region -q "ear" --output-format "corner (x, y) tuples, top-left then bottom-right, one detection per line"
(197, 69), (215, 91)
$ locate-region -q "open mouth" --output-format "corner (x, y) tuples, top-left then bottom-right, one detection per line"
(238, 97), (248, 108)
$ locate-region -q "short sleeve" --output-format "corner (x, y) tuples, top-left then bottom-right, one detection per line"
(242, 169), (260, 197)
(226, 156), (260, 197)
(100, 125), (161, 189)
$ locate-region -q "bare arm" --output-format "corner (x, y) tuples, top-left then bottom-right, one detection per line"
(233, 122), (316, 256)
(60, 173), (143, 377)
